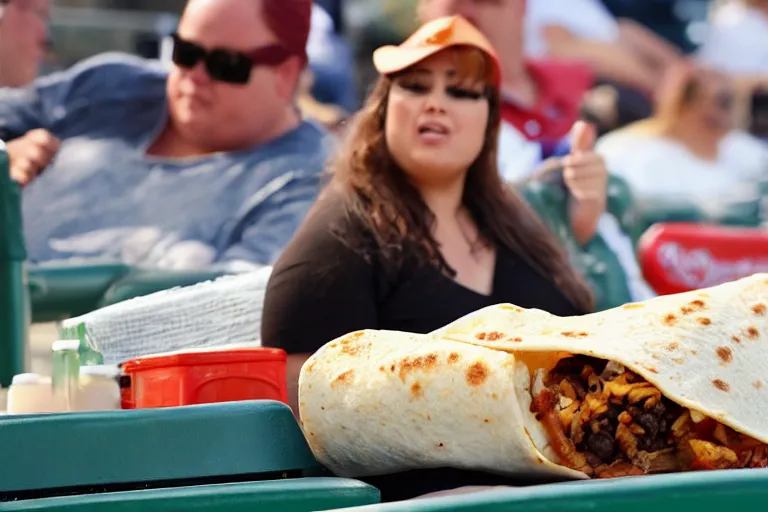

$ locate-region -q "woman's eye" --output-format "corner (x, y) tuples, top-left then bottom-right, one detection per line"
(447, 87), (483, 100)
(399, 82), (430, 94)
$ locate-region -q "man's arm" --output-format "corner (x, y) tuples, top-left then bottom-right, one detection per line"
(617, 19), (683, 71)
(0, 52), (167, 141)
(542, 25), (657, 95)
(214, 171), (323, 270)
(0, 85), (51, 140)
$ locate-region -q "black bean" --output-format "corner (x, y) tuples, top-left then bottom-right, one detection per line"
(659, 419), (668, 433)
(585, 452), (603, 468)
(628, 406), (643, 419)
(637, 412), (661, 437)
(604, 405), (622, 424)
(652, 401), (666, 417)
(587, 432), (616, 462)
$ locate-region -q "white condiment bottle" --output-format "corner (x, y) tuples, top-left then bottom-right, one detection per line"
(75, 365), (121, 411)
(6, 373), (59, 414)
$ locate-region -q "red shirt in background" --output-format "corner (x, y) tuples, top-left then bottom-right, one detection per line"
(500, 60), (594, 155)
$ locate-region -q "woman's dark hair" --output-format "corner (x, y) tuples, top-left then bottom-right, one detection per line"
(328, 47), (594, 313)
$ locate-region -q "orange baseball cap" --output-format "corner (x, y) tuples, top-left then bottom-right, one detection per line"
(372, 15), (501, 88)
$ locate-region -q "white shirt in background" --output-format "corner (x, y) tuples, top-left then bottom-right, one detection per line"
(524, 0), (620, 58)
(596, 129), (768, 222)
(697, 1), (768, 75)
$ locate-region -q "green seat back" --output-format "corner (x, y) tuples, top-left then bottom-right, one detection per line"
(28, 264), (226, 323)
(99, 269), (225, 307)
(0, 400), (319, 499)
(0, 143), (29, 387)
(28, 263), (132, 323)
(327, 468), (768, 511)
(0, 478), (380, 512)
(636, 200), (762, 235)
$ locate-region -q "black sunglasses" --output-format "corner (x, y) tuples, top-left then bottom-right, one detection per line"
(171, 33), (291, 85)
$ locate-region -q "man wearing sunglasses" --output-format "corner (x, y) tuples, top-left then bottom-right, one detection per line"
(0, 0), (331, 271)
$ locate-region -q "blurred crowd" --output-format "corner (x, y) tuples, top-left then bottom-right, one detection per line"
(0, 0), (767, 315)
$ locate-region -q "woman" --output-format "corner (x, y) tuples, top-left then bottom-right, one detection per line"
(262, 15), (593, 499)
(596, 63), (768, 233)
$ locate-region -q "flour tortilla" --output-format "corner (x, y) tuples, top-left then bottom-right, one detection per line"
(298, 330), (586, 479)
(299, 273), (768, 478)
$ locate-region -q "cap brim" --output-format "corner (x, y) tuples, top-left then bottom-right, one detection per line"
(373, 44), (456, 76)
(373, 43), (500, 87)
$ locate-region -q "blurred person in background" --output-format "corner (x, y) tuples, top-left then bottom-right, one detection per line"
(524, 0), (683, 110)
(596, 64), (768, 233)
(306, 2), (358, 113)
(697, 0), (768, 131)
(0, 0), (330, 271)
(418, 0), (608, 246)
(0, 0), (49, 87)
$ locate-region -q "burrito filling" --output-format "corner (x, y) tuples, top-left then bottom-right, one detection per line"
(530, 356), (768, 478)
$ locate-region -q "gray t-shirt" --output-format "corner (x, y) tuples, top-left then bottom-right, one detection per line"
(0, 53), (331, 271)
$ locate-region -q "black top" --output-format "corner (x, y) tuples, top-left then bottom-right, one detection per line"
(261, 190), (582, 501)
(262, 192), (580, 354)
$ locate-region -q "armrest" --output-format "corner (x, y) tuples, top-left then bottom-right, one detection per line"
(99, 268), (227, 307)
(28, 262), (132, 323)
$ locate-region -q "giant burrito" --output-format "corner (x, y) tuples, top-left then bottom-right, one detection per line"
(298, 273), (768, 479)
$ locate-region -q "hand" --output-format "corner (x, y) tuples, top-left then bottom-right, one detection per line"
(7, 129), (60, 186)
(562, 120), (608, 245)
(562, 121), (607, 204)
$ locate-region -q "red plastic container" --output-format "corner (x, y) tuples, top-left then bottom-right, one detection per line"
(120, 347), (287, 409)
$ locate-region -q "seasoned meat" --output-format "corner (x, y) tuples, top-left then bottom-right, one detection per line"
(530, 355), (767, 477)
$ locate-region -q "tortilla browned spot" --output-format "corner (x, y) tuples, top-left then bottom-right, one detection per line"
(716, 346), (733, 364)
(333, 369), (354, 387)
(698, 317), (712, 326)
(712, 379), (730, 392)
(561, 331), (589, 338)
(341, 332), (365, 344)
(754, 381), (763, 389)
(341, 342), (364, 355)
(410, 382), (423, 398)
(466, 362), (489, 386)
(752, 304), (767, 315)
(486, 331), (505, 341)
(437, 442), (445, 447)
(644, 365), (659, 373)
(747, 327), (760, 339)
(622, 303), (644, 309)
(681, 306), (694, 315)
(305, 361), (316, 372)
(663, 314), (677, 325)
(509, 336), (523, 342)
(499, 305), (522, 312)
(690, 299), (707, 309)
(448, 353), (460, 364)
(665, 342), (679, 351)
(484, 418), (490, 423)
(398, 354), (439, 381)
(732, 336), (742, 344)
